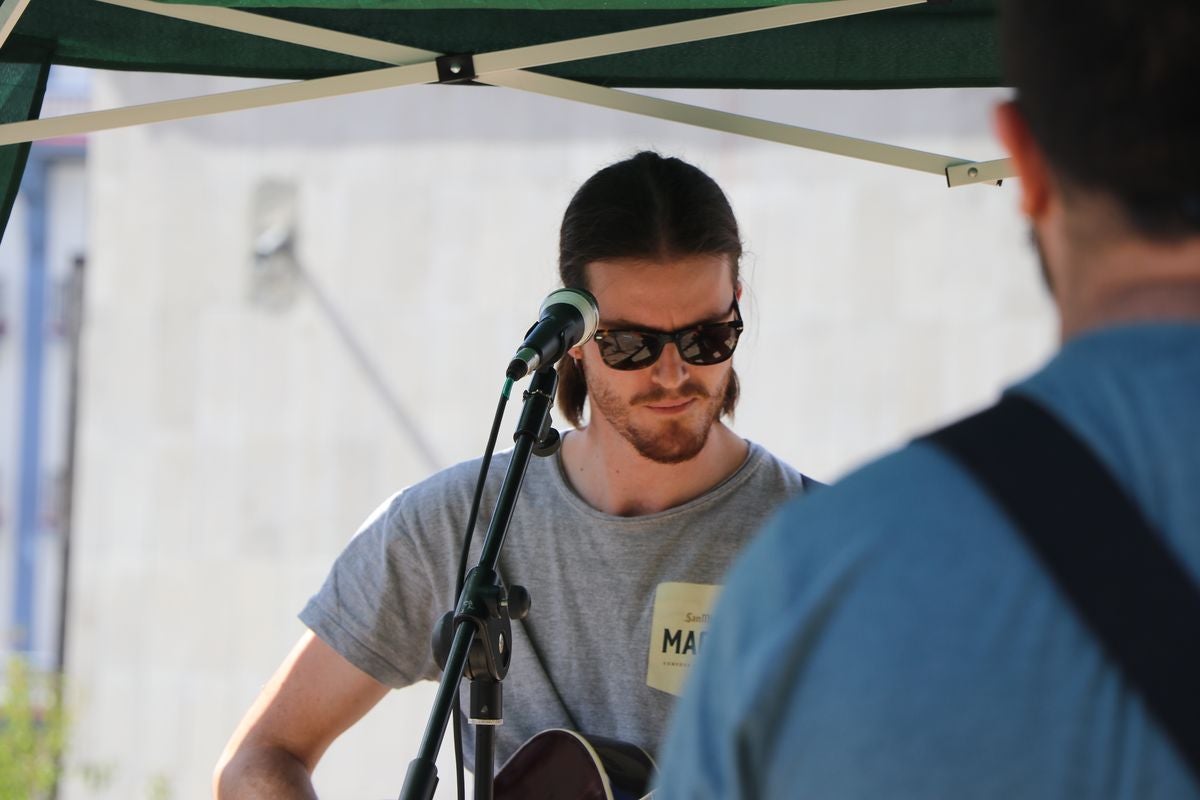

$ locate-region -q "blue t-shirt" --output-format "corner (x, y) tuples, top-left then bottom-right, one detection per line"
(655, 323), (1200, 799)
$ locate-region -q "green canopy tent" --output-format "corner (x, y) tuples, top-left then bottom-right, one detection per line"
(0, 0), (1007, 241)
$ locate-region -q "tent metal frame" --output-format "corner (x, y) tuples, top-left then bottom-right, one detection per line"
(0, 0), (1012, 186)
(0, 0), (33, 48)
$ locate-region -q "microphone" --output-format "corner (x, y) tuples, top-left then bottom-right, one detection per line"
(506, 288), (600, 381)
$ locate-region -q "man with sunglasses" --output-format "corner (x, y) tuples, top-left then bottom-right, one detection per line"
(215, 151), (815, 798)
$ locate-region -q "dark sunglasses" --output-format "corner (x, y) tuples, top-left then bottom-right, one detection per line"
(592, 300), (743, 371)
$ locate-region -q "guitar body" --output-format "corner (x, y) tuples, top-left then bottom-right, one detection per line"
(493, 728), (657, 800)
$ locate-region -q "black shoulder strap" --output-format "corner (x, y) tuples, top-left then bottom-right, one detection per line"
(927, 393), (1200, 786)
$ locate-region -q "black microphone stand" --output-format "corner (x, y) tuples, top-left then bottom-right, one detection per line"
(399, 365), (560, 800)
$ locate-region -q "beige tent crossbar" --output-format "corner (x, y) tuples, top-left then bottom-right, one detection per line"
(0, 60), (441, 144)
(490, 71), (961, 175)
(0, 0), (33, 51)
(96, 0), (440, 64)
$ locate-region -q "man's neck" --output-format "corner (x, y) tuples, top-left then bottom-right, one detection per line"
(559, 422), (749, 517)
(1056, 235), (1200, 340)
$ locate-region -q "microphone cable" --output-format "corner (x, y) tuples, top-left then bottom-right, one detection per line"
(449, 376), (515, 800)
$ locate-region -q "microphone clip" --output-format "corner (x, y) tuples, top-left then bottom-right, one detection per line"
(515, 367), (561, 457)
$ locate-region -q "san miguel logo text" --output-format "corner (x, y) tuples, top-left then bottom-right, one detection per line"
(646, 583), (721, 697)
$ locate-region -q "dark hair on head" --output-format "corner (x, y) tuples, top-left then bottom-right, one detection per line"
(556, 151), (743, 428)
(1000, 0), (1200, 238)
(558, 151), (743, 288)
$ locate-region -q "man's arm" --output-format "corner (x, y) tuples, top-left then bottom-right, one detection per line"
(214, 629), (391, 799)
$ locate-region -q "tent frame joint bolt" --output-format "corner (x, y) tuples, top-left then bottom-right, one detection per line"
(436, 53), (477, 83)
(945, 159), (1012, 187)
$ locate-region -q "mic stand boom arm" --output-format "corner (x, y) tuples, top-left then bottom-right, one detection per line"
(399, 366), (560, 800)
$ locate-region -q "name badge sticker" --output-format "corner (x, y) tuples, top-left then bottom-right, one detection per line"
(646, 582), (722, 697)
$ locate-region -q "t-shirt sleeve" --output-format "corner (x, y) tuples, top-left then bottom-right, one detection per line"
(300, 487), (454, 688)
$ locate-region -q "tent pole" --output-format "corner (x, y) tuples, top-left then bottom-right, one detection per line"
(97, 0), (924, 70)
(472, 0), (926, 73)
(0, 0), (33, 49)
(100, 0), (1009, 185)
(0, 60), (438, 145)
(96, 0), (436, 65)
(0, 0), (923, 147)
(946, 158), (1011, 187)
(489, 70), (956, 177)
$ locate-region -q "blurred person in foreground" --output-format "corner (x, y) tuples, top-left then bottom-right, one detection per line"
(656, 1), (1200, 797)
(214, 151), (816, 797)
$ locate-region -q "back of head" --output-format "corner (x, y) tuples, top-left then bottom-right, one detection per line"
(1001, 0), (1200, 239)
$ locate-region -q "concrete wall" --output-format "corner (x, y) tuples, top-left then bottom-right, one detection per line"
(61, 72), (1054, 799)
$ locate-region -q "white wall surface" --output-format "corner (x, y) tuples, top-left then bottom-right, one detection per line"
(61, 72), (1055, 799)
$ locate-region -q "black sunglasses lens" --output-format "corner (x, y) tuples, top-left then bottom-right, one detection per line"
(678, 323), (742, 365)
(598, 331), (661, 370)
(596, 316), (742, 370)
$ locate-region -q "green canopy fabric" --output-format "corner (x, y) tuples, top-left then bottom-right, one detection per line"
(8, 0), (998, 86)
(0, 0), (1002, 240)
(0, 41), (51, 235)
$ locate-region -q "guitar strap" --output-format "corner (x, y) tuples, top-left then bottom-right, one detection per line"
(926, 393), (1200, 788)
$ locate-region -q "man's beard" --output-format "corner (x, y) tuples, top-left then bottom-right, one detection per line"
(585, 372), (730, 464)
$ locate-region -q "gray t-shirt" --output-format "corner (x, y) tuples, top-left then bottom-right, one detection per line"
(301, 439), (809, 765)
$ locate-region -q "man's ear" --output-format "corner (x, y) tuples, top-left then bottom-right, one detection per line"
(994, 100), (1053, 220)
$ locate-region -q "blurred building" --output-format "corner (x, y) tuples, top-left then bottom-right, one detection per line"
(0, 66), (88, 673)
(8, 68), (1055, 798)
